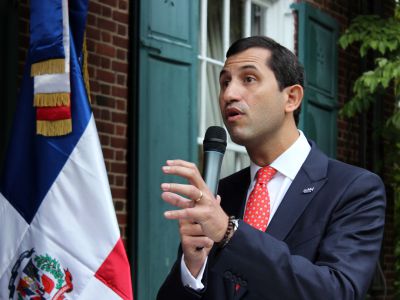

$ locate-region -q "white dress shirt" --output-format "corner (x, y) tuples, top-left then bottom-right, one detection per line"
(181, 131), (311, 290)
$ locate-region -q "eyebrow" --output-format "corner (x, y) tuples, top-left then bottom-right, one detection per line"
(219, 64), (259, 79)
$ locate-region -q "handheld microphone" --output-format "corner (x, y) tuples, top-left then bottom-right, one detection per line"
(202, 126), (227, 196)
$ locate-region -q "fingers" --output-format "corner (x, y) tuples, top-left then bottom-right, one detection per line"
(166, 159), (197, 168)
(162, 160), (205, 188)
(161, 183), (202, 202)
(180, 221), (212, 253)
(164, 207), (193, 220)
(180, 221), (204, 236)
(161, 181), (206, 214)
(182, 235), (214, 251)
(161, 159), (223, 237)
(161, 192), (193, 209)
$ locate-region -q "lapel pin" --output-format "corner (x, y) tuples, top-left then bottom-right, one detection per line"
(302, 187), (314, 194)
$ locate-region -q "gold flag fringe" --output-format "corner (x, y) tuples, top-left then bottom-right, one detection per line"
(83, 32), (92, 103)
(34, 93), (70, 107)
(31, 58), (65, 76)
(37, 119), (72, 136)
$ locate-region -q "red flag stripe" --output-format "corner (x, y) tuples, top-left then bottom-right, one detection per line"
(36, 106), (71, 121)
(95, 238), (133, 300)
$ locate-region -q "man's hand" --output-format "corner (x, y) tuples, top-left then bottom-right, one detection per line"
(161, 159), (229, 243)
(179, 219), (213, 277)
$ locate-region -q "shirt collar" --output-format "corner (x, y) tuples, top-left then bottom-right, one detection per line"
(250, 130), (311, 181)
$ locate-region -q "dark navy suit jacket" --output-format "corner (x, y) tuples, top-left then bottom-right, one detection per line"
(157, 142), (386, 300)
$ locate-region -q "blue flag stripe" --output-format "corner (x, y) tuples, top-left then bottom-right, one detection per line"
(0, 33), (91, 224)
(30, 0), (65, 63)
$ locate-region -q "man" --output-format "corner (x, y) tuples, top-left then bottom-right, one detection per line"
(157, 36), (386, 300)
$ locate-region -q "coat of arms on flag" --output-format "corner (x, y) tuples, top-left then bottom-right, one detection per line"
(0, 0), (134, 299)
(9, 249), (73, 299)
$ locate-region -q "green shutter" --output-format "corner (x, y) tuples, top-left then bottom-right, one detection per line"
(137, 1), (199, 299)
(292, 2), (339, 157)
(0, 0), (18, 173)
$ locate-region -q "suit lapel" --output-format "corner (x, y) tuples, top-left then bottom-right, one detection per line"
(267, 142), (329, 241)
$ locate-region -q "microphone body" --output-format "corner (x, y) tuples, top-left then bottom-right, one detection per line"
(203, 151), (224, 196)
(202, 126), (227, 196)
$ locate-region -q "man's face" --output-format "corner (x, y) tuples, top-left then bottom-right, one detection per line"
(219, 47), (287, 147)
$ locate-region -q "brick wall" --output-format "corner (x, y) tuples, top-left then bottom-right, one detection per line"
(86, 0), (130, 246)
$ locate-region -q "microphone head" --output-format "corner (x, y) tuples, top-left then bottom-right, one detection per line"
(203, 126), (227, 154)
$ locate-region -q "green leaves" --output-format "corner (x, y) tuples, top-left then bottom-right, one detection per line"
(340, 57), (400, 119)
(339, 15), (400, 57)
(339, 11), (400, 120)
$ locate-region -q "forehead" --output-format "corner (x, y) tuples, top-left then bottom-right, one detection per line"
(222, 47), (272, 73)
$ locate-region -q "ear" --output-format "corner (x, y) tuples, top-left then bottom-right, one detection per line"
(284, 84), (303, 113)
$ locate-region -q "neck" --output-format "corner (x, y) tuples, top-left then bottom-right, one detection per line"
(246, 125), (299, 166)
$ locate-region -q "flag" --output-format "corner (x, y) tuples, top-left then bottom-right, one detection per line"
(31, 0), (72, 136)
(0, 0), (133, 299)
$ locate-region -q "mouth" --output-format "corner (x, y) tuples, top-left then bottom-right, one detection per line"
(225, 107), (244, 122)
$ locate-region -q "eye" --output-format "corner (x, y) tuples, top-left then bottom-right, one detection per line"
(244, 76), (256, 83)
(220, 79), (230, 88)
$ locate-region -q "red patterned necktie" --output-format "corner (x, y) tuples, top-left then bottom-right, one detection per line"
(243, 166), (277, 231)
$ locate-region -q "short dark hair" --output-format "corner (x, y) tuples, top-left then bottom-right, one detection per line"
(226, 36), (304, 125)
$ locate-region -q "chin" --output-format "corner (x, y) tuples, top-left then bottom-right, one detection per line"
(227, 130), (248, 146)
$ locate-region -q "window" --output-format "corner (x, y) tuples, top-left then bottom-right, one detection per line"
(198, 0), (295, 177)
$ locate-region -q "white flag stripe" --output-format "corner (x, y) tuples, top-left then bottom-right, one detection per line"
(0, 193), (29, 279)
(80, 275), (123, 299)
(33, 115), (120, 271)
(34, 73), (70, 94)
